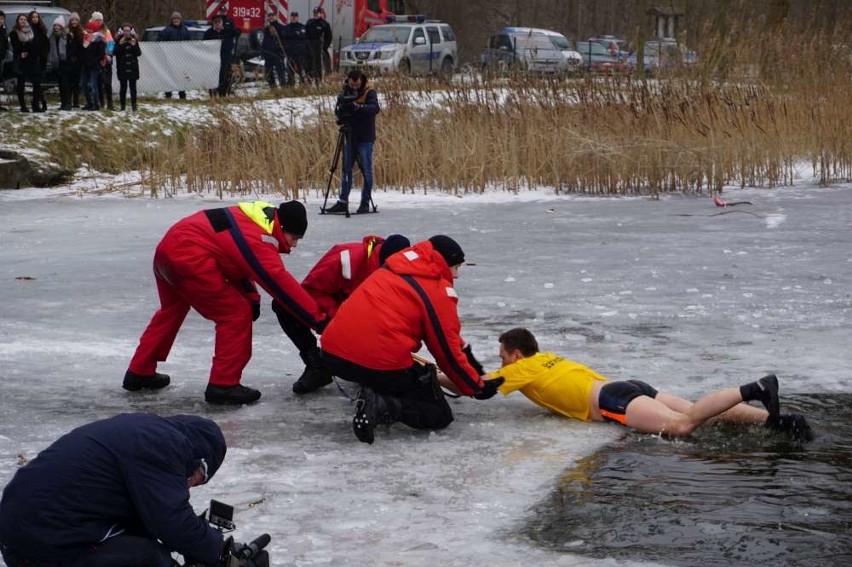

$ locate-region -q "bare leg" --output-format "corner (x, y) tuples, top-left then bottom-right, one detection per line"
(625, 388), (749, 437)
(655, 392), (767, 427)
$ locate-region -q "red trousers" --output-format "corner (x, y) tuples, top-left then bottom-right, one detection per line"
(128, 241), (253, 387)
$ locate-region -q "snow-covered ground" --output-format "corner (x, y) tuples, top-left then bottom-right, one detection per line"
(1, 181), (850, 566)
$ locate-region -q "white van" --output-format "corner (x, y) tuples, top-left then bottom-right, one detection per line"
(481, 27), (582, 74)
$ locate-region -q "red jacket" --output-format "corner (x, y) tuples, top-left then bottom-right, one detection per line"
(321, 240), (484, 395)
(159, 203), (326, 329)
(302, 235), (386, 318)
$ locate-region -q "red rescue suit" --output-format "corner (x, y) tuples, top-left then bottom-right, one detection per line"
(321, 240), (484, 396)
(301, 235), (386, 318)
(129, 202), (326, 386)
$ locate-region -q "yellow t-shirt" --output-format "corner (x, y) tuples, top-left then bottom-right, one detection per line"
(490, 352), (609, 421)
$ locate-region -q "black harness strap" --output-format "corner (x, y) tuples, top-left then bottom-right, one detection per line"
(205, 208), (232, 232)
(398, 274), (480, 393)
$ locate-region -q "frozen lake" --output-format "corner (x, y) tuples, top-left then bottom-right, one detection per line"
(1, 184), (850, 566)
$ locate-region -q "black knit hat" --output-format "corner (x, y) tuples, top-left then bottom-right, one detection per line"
(378, 234), (410, 265)
(278, 200), (307, 237)
(428, 235), (465, 267)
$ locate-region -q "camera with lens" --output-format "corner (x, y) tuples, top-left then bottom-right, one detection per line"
(180, 500), (270, 567)
(334, 85), (359, 125)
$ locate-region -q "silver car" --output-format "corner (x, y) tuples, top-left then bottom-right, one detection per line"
(339, 17), (457, 77)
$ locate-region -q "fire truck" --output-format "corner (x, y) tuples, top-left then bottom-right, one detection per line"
(206, 0), (407, 57)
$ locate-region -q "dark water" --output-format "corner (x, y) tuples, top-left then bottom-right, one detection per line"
(521, 394), (852, 567)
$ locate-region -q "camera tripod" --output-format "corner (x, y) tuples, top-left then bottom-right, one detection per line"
(319, 125), (377, 217)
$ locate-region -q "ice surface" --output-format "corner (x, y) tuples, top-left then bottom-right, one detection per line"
(1, 184), (850, 566)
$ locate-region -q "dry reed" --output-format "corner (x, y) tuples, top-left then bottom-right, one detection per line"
(41, 23), (852, 197)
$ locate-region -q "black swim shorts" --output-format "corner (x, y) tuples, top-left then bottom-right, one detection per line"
(598, 380), (659, 424)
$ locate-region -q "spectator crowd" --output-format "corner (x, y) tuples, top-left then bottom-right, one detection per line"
(1, 6), (334, 113)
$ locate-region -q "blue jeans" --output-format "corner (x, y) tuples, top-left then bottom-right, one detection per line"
(80, 67), (100, 108)
(340, 140), (374, 204)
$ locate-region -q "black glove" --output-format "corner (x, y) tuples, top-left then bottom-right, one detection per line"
(473, 377), (504, 400)
(251, 301), (260, 322)
(462, 343), (485, 375)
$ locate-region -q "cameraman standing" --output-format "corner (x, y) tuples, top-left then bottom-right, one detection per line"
(0, 413), (227, 566)
(326, 70), (380, 215)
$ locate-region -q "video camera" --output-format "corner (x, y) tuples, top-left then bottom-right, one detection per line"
(181, 500), (270, 567)
(334, 84), (359, 125)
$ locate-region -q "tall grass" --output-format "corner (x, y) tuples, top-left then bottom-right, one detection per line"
(43, 23), (852, 197)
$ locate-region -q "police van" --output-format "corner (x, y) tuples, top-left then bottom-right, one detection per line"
(338, 15), (456, 77)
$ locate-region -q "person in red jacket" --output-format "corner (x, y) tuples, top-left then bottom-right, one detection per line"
(274, 233), (410, 394)
(321, 235), (504, 444)
(124, 200), (328, 405)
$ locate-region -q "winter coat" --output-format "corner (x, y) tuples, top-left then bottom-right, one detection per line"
(66, 26), (84, 66)
(301, 235), (389, 318)
(0, 413), (227, 565)
(47, 29), (69, 68)
(158, 22), (190, 41)
(344, 83), (380, 143)
(203, 16), (240, 62)
(113, 36), (141, 80)
(321, 240), (485, 395)
(158, 202), (326, 330)
(281, 21), (307, 57)
(32, 24), (48, 70)
(81, 30), (106, 70)
(261, 21), (287, 61)
(305, 17), (332, 49)
(9, 28), (43, 79)
(0, 24), (8, 61)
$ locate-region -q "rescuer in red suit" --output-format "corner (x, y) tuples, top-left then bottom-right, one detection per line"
(320, 235), (504, 443)
(273, 233), (410, 395)
(123, 200), (327, 405)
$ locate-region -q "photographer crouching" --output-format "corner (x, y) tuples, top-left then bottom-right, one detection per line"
(0, 413), (267, 567)
(326, 70), (380, 215)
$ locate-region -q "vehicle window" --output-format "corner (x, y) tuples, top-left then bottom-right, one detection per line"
(426, 26), (441, 44)
(361, 26), (411, 44)
(412, 28), (426, 44)
(387, 0), (406, 13)
(548, 34), (571, 50)
(141, 30), (159, 41)
(489, 34), (512, 50)
(440, 26), (455, 42)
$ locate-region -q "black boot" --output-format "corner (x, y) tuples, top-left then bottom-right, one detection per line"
(292, 348), (333, 394)
(355, 201), (371, 214)
(352, 387), (400, 444)
(740, 374), (780, 418)
(205, 384), (261, 405)
(123, 370), (171, 391)
(765, 413), (814, 442)
(325, 201), (348, 214)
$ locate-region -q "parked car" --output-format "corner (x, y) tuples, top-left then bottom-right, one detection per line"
(1, 2), (72, 93)
(338, 16), (457, 76)
(588, 35), (630, 61)
(626, 39), (698, 75)
(480, 27), (582, 75)
(142, 20), (264, 76)
(574, 41), (625, 73)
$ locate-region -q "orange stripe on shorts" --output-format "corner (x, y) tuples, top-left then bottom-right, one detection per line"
(599, 408), (627, 425)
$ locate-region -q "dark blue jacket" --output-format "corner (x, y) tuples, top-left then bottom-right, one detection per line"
(203, 16), (240, 62)
(158, 22), (191, 41)
(346, 84), (380, 143)
(261, 21), (287, 61)
(0, 413), (227, 564)
(281, 22), (307, 58)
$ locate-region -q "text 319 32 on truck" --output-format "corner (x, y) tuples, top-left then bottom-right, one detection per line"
(338, 15), (456, 77)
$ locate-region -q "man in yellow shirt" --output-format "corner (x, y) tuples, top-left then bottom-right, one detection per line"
(444, 328), (812, 441)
